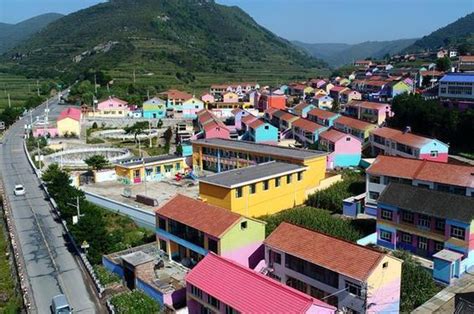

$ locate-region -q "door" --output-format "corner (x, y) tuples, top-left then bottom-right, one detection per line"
(123, 265), (135, 289)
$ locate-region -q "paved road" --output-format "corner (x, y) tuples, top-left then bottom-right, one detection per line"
(0, 97), (101, 313)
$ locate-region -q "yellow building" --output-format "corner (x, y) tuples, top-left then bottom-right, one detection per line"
(57, 107), (81, 137)
(115, 155), (186, 184)
(199, 161), (309, 217)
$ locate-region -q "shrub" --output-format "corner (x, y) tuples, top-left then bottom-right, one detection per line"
(93, 265), (121, 286)
(111, 290), (159, 313)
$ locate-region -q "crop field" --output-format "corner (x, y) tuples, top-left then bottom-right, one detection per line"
(0, 72), (40, 111)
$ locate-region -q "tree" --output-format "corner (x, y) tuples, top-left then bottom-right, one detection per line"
(176, 144), (183, 156)
(0, 106), (22, 127)
(163, 127), (173, 147)
(24, 95), (45, 110)
(85, 155), (109, 171)
(330, 97), (340, 113)
(393, 250), (440, 312)
(157, 119), (163, 129)
(124, 121), (149, 142)
(436, 56), (451, 71)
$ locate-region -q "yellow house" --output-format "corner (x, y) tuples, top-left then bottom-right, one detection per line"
(200, 161), (312, 217)
(223, 92), (239, 103)
(57, 107), (81, 137)
(115, 155), (186, 184)
(303, 86), (315, 95)
(314, 88), (327, 96)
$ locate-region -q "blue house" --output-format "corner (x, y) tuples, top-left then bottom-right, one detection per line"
(376, 183), (474, 284)
(143, 97), (166, 119)
(246, 119), (279, 143)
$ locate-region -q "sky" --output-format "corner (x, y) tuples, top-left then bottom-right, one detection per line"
(1, 0), (472, 44)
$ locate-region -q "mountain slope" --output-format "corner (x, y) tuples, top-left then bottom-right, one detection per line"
(294, 38), (417, 67)
(404, 12), (474, 52)
(0, 13), (63, 53)
(5, 0), (326, 88)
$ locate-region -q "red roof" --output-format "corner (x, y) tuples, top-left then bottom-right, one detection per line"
(280, 112), (299, 122)
(307, 108), (338, 120)
(185, 253), (335, 313)
(335, 116), (375, 131)
(419, 70), (445, 77)
(155, 195), (240, 238)
(320, 129), (355, 143)
(241, 114), (257, 124)
(248, 119), (266, 129)
(365, 80), (387, 87)
(203, 120), (229, 133)
(460, 56), (474, 62)
(347, 101), (390, 111)
(198, 110), (215, 125)
(292, 118), (325, 133)
(57, 107), (81, 121)
(265, 222), (385, 281)
(370, 127), (441, 148)
(160, 89), (192, 100)
(367, 155), (474, 188)
(330, 86), (347, 93)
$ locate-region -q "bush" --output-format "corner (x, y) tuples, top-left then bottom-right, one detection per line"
(93, 265), (121, 286)
(259, 206), (363, 241)
(111, 290), (159, 313)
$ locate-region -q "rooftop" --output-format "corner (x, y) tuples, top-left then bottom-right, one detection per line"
(192, 138), (327, 160)
(335, 115), (375, 131)
(185, 253), (335, 313)
(264, 222), (386, 281)
(116, 155), (184, 167)
(346, 101), (390, 110)
(122, 251), (155, 267)
(440, 73), (474, 83)
(378, 183), (474, 222)
(160, 89), (192, 100)
(292, 118), (326, 133)
(307, 108), (338, 120)
(367, 155), (474, 188)
(370, 127), (445, 148)
(320, 129), (357, 143)
(199, 161), (305, 189)
(155, 194), (241, 238)
(57, 107), (81, 121)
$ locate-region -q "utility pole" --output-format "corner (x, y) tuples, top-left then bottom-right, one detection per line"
(133, 69), (136, 84)
(142, 159), (147, 196)
(68, 196), (82, 224)
(36, 80), (40, 96)
(149, 120), (152, 148)
(7, 93), (11, 108)
(94, 73), (98, 94)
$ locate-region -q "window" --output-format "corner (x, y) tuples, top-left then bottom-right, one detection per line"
(346, 137), (351, 141)
(435, 219), (445, 231)
(401, 233), (412, 244)
(418, 236), (428, 250)
(208, 238), (218, 253)
(381, 209), (393, 221)
(275, 177), (281, 187)
(285, 254), (339, 288)
(369, 175), (381, 184)
(263, 180), (269, 190)
(369, 191), (380, 200)
(434, 241), (444, 252)
(176, 163), (181, 170)
(273, 252), (281, 265)
(380, 230), (392, 242)
(225, 305), (239, 314)
(345, 281), (363, 298)
(250, 184), (256, 194)
(190, 285), (203, 299)
(286, 276), (308, 293)
(401, 211), (414, 223)
(235, 187), (243, 198)
(158, 217), (166, 230)
(430, 151), (438, 158)
(418, 214), (431, 229)
(155, 166), (161, 174)
(451, 226), (466, 240)
(286, 174), (292, 184)
(240, 221), (247, 230)
(207, 295), (220, 308)
(297, 172), (303, 181)
(383, 262), (388, 268)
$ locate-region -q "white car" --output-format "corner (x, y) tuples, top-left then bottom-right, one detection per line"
(14, 185), (25, 196)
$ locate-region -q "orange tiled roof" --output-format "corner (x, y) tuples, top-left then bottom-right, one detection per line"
(370, 127), (435, 148)
(264, 222), (385, 281)
(292, 118), (325, 133)
(307, 108), (338, 120)
(347, 101), (390, 111)
(319, 129), (352, 143)
(156, 195), (241, 238)
(161, 89), (192, 100)
(335, 116), (375, 131)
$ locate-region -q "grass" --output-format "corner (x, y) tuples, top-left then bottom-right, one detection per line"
(93, 265), (121, 286)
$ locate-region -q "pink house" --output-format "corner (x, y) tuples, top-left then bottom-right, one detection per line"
(96, 97), (129, 116)
(201, 93), (215, 104)
(232, 108), (254, 130)
(319, 129), (362, 169)
(32, 123), (58, 138)
(196, 109), (230, 139)
(344, 101), (393, 125)
(185, 253), (336, 314)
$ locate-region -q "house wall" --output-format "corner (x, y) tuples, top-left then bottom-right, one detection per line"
(251, 124), (278, 143)
(33, 127), (58, 138)
(115, 159), (186, 184)
(332, 136), (362, 168)
(183, 98), (205, 119)
(57, 117), (80, 137)
(204, 126), (230, 139)
(419, 141), (449, 163)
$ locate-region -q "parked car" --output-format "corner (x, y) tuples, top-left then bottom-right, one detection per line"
(51, 294), (72, 314)
(13, 184), (25, 196)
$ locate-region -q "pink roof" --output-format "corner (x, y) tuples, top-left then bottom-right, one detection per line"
(186, 253), (335, 313)
(97, 97), (128, 110)
(57, 107), (81, 122)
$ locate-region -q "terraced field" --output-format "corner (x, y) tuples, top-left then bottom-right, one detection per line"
(0, 72), (41, 110)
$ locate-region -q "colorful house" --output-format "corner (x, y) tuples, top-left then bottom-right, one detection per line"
(182, 97), (205, 119)
(222, 92), (239, 103)
(201, 93), (215, 104)
(291, 102), (316, 118)
(161, 89), (193, 114)
(333, 116), (376, 142)
(246, 119), (279, 143)
(344, 101), (392, 125)
(115, 155), (186, 184)
(258, 93), (287, 111)
(231, 108), (254, 130)
(365, 155), (474, 217)
(264, 222), (402, 313)
(96, 97), (129, 117)
(307, 108), (340, 127)
(370, 127), (449, 163)
(329, 86), (349, 101)
(196, 110), (230, 140)
(57, 107), (81, 137)
(199, 161), (310, 217)
(32, 122), (58, 138)
(312, 95), (334, 110)
(383, 80), (412, 100)
(143, 97), (166, 119)
(185, 253), (336, 314)
(240, 113), (258, 132)
(291, 118), (327, 146)
(155, 194), (265, 268)
(376, 183), (474, 284)
(340, 89), (362, 104)
(318, 129), (361, 169)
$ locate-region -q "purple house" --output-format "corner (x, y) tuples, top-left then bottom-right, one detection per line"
(232, 108), (255, 130)
(319, 129), (362, 169)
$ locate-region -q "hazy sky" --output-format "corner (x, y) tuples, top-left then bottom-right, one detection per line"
(1, 0), (472, 44)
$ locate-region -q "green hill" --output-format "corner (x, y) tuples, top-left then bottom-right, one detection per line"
(4, 0), (327, 90)
(293, 39), (417, 67)
(0, 13), (63, 54)
(404, 12), (474, 53)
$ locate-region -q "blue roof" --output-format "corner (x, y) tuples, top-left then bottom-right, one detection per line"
(439, 73), (474, 83)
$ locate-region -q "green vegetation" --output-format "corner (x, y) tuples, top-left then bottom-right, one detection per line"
(393, 250), (442, 312)
(405, 12), (474, 53)
(111, 290), (159, 313)
(84, 155), (109, 171)
(41, 164), (154, 264)
(436, 56), (451, 71)
(124, 121), (149, 142)
(25, 135), (47, 152)
(93, 265), (121, 286)
(0, 207), (22, 312)
(306, 171), (365, 214)
(388, 93), (474, 154)
(259, 207), (363, 241)
(4, 0), (328, 95)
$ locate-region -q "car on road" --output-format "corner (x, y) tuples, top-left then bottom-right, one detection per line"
(51, 294), (72, 314)
(13, 184), (25, 196)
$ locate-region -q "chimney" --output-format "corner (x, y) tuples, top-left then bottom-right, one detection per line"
(403, 126), (411, 134)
